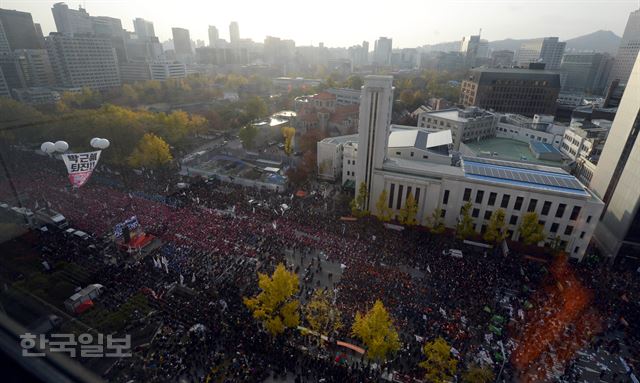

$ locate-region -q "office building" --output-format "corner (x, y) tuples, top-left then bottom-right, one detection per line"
(590, 54), (640, 259)
(14, 49), (56, 87)
(171, 27), (192, 56)
(417, 107), (497, 150)
(12, 87), (60, 104)
(0, 53), (25, 90)
(0, 9), (43, 51)
(460, 66), (561, 117)
(373, 37), (392, 66)
(229, 22), (239, 46)
(323, 75), (603, 260)
(51, 3), (93, 35)
(45, 33), (120, 90)
(607, 9), (640, 87)
(516, 37), (566, 70)
(0, 66), (9, 97)
(560, 119), (611, 162)
(208, 26), (219, 47)
(560, 52), (613, 95)
(133, 18), (155, 39)
(149, 61), (186, 80)
(124, 32), (163, 62)
(491, 50), (515, 67)
(495, 113), (566, 148)
(460, 35), (489, 67)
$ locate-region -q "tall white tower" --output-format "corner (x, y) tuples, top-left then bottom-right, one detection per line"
(355, 75), (394, 211)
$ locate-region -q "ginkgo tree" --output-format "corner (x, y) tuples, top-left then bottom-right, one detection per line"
(304, 289), (342, 343)
(483, 208), (508, 244)
(399, 193), (418, 226)
(375, 189), (392, 222)
(420, 337), (458, 383)
(456, 202), (475, 240)
(244, 263), (300, 336)
(127, 133), (173, 169)
(351, 299), (401, 361)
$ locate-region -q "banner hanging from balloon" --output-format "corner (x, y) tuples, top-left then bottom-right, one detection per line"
(61, 150), (101, 188)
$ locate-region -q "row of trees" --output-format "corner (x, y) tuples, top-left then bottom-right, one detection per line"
(244, 264), (495, 382)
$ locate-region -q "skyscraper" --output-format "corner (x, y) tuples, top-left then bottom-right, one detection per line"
(0, 66), (9, 97)
(373, 37), (392, 66)
(208, 26), (219, 47)
(516, 37), (566, 70)
(172, 27), (192, 55)
(51, 3), (93, 35)
(0, 9), (44, 51)
(362, 41), (369, 65)
(133, 18), (155, 39)
(229, 22), (239, 46)
(607, 8), (640, 87)
(560, 52), (613, 95)
(590, 54), (640, 259)
(355, 75), (394, 211)
(460, 35), (488, 67)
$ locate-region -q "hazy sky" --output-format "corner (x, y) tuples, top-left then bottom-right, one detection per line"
(1, 0), (638, 47)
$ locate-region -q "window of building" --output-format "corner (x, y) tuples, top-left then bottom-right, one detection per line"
(570, 206), (581, 221)
(564, 225), (574, 236)
(481, 224), (487, 234)
(422, 155), (429, 159)
(463, 188), (472, 202)
(441, 209), (446, 218)
(580, 231), (585, 239)
(541, 201), (552, 216)
(395, 151), (401, 155)
(527, 199), (538, 212)
(550, 223), (559, 233)
(501, 194), (510, 208)
(475, 190), (484, 204)
(415, 188), (421, 205)
(472, 208), (480, 218)
(488, 192), (497, 206)
(555, 203), (566, 218)
(514, 196), (523, 210)
(443, 190), (450, 205)
(509, 215), (518, 225)
(388, 184), (395, 209)
(406, 186), (412, 200)
(484, 210), (492, 220)
(574, 246), (580, 254)
(410, 152), (414, 157)
(587, 215), (592, 223)
(397, 185), (403, 210)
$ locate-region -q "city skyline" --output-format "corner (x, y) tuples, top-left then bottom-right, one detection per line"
(1, 0), (638, 48)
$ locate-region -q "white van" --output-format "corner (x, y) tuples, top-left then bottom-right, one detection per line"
(442, 249), (463, 258)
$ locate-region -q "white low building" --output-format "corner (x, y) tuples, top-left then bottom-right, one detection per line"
(560, 119), (611, 162)
(352, 75), (603, 260)
(495, 114), (566, 148)
(417, 107), (498, 150)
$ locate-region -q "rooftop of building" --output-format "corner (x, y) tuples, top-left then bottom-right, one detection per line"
(422, 107), (496, 122)
(466, 67), (562, 87)
(530, 141), (561, 155)
(388, 129), (452, 151)
(462, 137), (566, 166)
(319, 134), (358, 145)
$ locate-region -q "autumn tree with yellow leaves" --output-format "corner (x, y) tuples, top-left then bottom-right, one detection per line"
(127, 133), (173, 169)
(281, 126), (296, 155)
(351, 300), (401, 361)
(244, 263), (300, 336)
(419, 337), (458, 383)
(304, 289), (342, 342)
(375, 189), (392, 222)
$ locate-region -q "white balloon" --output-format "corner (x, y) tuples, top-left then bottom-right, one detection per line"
(54, 140), (69, 152)
(41, 142), (55, 154)
(97, 138), (110, 149)
(90, 138), (100, 148)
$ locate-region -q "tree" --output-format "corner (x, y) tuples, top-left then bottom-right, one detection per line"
(127, 133), (173, 169)
(462, 364), (495, 383)
(456, 202), (475, 240)
(519, 212), (545, 245)
(351, 181), (369, 217)
(548, 235), (564, 256)
(281, 126), (296, 156)
(344, 75), (363, 90)
(419, 337), (458, 383)
(245, 96), (268, 121)
(351, 300), (400, 361)
(483, 208), (508, 244)
(304, 289), (342, 341)
(238, 125), (258, 149)
(429, 208), (446, 234)
(399, 193), (418, 226)
(244, 263), (300, 336)
(375, 189), (392, 222)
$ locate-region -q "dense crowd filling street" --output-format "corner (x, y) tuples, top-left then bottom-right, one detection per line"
(0, 149), (638, 383)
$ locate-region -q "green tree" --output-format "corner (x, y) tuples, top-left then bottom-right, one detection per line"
(456, 202), (475, 240)
(429, 208), (446, 234)
(419, 337), (458, 383)
(244, 263), (300, 336)
(462, 364), (495, 383)
(281, 126), (296, 156)
(238, 125), (258, 149)
(519, 212), (545, 245)
(127, 133), (173, 169)
(304, 289), (342, 341)
(399, 193), (418, 226)
(344, 75), (363, 90)
(351, 300), (401, 362)
(245, 96), (268, 121)
(375, 189), (392, 222)
(483, 208), (508, 244)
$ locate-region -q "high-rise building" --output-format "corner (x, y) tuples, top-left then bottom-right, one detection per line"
(172, 27), (192, 56)
(560, 52), (613, 95)
(516, 37), (566, 70)
(51, 3), (93, 35)
(208, 26), (219, 47)
(0, 66), (9, 97)
(590, 54), (640, 259)
(229, 22), (240, 46)
(460, 66), (561, 117)
(373, 37), (392, 66)
(0, 19), (10, 54)
(0, 9), (44, 51)
(45, 33), (120, 90)
(491, 50), (514, 67)
(607, 9), (640, 87)
(362, 41), (369, 65)
(14, 49), (56, 87)
(133, 18), (155, 39)
(92, 16), (127, 63)
(460, 35), (488, 67)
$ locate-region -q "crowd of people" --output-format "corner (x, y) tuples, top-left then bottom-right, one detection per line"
(0, 148), (638, 382)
